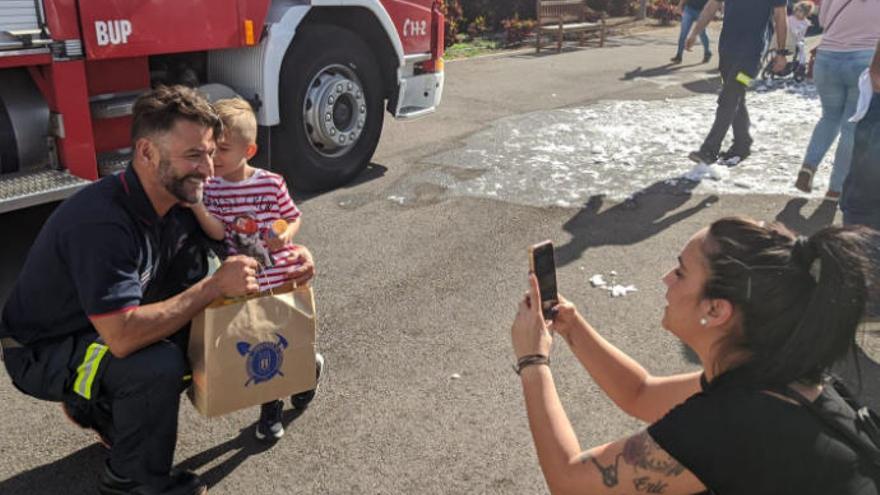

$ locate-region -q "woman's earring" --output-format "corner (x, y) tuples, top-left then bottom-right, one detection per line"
(699, 317), (709, 326)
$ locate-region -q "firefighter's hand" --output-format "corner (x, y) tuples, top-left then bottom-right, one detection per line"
(772, 54), (787, 74)
(685, 35), (696, 51)
(211, 255), (260, 297)
(871, 66), (880, 93)
(284, 245), (315, 286)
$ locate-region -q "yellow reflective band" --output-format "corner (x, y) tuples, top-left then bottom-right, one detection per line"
(182, 374), (192, 381)
(73, 342), (109, 400)
(736, 72), (753, 87)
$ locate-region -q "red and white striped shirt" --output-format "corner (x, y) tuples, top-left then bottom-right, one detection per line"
(203, 168), (302, 291)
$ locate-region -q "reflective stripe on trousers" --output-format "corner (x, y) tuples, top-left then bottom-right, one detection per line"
(73, 342), (109, 400)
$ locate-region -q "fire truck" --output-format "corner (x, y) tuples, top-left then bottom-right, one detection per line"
(0, 0), (445, 213)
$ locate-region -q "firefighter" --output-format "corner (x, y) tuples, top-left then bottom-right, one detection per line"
(0, 85), (316, 494)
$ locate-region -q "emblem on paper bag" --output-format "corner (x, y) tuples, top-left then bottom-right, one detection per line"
(236, 333), (289, 386)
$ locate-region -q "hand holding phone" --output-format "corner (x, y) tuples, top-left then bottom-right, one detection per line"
(529, 241), (559, 320)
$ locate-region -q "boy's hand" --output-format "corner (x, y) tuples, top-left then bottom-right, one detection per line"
(872, 66), (880, 93)
(264, 233), (285, 252)
(284, 245), (315, 286)
(180, 200), (203, 210)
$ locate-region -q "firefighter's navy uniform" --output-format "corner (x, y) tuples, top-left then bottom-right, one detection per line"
(0, 165), (215, 489)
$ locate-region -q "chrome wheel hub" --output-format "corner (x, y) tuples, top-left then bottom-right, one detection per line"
(302, 64), (367, 158)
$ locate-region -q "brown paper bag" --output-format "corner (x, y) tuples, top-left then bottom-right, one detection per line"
(188, 285), (317, 417)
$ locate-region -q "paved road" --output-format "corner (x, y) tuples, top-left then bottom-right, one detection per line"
(0, 26), (868, 494)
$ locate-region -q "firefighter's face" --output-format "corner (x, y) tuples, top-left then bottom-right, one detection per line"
(154, 120), (216, 204)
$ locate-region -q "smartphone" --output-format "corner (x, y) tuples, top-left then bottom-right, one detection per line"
(529, 241), (559, 320)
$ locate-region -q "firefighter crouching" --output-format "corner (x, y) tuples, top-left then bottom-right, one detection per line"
(0, 86), (316, 495)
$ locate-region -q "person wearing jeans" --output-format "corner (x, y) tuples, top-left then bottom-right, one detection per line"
(672, 0), (712, 64)
(799, 51), (876, 198)
(795, 0), (880, 199)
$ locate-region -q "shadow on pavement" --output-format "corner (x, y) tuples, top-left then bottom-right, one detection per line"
(177, 407), (306, 488)
(510, 43), (621, 59)
(0, 395), (313, 493)
(292, 162), (388, 204)
(621, 62), (701, 81)
(682, 75), (722, 95)
(0, 443), (106, 494)
(556, 179), (718, 267)
(774, 197), (838, 235)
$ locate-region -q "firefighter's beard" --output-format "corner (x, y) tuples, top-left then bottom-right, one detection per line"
(157, 155), (205, 205)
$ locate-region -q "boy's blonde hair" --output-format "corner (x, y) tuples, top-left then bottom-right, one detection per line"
(213, 97), (257, 145)
(794, 1), (815, 16)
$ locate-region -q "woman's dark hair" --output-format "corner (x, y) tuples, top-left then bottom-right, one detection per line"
(702, 216), (879, 386)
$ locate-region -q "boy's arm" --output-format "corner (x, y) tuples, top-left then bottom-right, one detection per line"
(189, 202), (226, 241)
(266, 216), (301, 251)
(282, 216), (301, 243)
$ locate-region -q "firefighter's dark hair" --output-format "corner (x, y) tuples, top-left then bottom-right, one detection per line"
(703, 216), (880, 386)
(131, 85), (222, 142)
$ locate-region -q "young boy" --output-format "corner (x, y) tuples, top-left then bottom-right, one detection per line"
(190, 97), (321, 441)
(788, 1), (814, 66)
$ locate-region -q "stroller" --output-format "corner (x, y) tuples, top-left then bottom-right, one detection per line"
(760, 26), (808, 82)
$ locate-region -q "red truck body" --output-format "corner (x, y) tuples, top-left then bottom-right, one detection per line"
(0, 0), (445, 212)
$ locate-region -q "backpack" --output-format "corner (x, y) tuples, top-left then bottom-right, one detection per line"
(777, 376), (880, 470)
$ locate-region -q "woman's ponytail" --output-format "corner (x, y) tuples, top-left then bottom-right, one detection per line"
(761, 229), (869, 385)
(704, 217), (879, 386)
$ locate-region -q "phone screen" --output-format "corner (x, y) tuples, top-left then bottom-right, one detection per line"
(531, 242), (558, 319)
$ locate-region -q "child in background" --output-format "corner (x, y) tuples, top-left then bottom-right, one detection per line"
(190, 97), (321, 441)
(789, 1), (814, 66)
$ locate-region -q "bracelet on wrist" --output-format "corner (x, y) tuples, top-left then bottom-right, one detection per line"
(514, 354), (550, 375)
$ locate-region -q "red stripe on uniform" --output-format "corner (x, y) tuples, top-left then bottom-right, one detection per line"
(89, 305), (139, 319)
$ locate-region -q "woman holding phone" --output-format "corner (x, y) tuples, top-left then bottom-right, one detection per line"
(511, 217), (880, 494)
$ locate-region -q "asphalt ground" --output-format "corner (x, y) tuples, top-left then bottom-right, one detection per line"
(1, 25), (876, 494)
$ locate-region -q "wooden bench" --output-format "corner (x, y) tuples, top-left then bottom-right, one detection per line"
(536, 0), (606, 53)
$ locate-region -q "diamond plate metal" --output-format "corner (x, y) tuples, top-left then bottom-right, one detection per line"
(97, 149), (131, 177)
(0, 169), (90, 214)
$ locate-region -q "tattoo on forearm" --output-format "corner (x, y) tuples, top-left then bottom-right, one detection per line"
(580, 453), (622, 487)
(634, 476), (669, 493)
(623, 432), (685, 476)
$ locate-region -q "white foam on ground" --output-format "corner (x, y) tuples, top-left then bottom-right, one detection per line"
(417, 83), (833, 207)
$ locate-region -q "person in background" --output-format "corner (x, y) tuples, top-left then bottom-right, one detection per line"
(671, 0), (712, 64)
(685, 0), (789, 167)
(788, 1), (815, 66)
(795, 0), (880, 200)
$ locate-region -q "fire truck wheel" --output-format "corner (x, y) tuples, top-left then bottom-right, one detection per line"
(273, 25), (385, 191)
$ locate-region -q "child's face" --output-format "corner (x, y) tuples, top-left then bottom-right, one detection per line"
(795, 10), (807, 19)
(214, 130), (251, 177)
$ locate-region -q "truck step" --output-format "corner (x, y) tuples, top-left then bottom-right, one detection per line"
(0, 169), (90, 214)
(97, 149), (131, 177)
